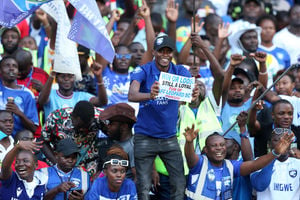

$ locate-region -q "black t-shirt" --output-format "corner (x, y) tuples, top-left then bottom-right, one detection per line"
(254, 107), (300, 157)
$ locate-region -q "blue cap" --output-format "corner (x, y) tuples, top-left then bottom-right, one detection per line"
(224, 130), (241, 146)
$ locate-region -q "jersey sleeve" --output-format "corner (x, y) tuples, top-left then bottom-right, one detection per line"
(250, 160), (275, 192)
(130, 66), (146, 83)
(23, 90), (39, 125)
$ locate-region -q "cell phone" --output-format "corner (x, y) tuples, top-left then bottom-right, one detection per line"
(71, 189), (82, 194)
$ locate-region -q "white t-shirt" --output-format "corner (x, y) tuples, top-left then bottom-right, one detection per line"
(280, 95), (300, 126)
(256, 158), (300, 200)
(0, 136), (14, 167)
(273, 27), (300, 64)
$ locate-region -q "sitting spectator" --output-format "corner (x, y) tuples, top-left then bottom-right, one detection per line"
(41, 101), (104, 176)
(43, 138), (90, 200)
(85, 146), (137, 200)
(0, 56), (39, 136)
(0, 137), (44, 199)
(251, 128), (300, 200)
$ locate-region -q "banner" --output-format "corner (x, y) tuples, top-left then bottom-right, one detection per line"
(0, 0), (51, 27)
(68, 0), (115, 63)
(1, 0), (115, 64)
(158, 72), (195, 102)
(41, 0), (82, 80)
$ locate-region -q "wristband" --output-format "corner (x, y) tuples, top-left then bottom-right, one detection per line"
(240, 131), (249, 138)
(259, 71), (268, 75)
(271, 149), (280, 158)
(97, 82), (105, 86)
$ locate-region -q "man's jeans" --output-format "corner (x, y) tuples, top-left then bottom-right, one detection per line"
(134, 134), (186, 200)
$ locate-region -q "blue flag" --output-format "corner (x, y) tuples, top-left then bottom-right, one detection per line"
(0, 0), (51, 27)
(68, 0), (115, 63)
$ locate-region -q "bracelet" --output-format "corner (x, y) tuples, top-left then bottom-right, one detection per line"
(259, 71), (268, 75)
(44, 23), (50, 29)
(97, 82), (105, 86)
(240, 132), (249, 138)
(271, 149), (281, 158)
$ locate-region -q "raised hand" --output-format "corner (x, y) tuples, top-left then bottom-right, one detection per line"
(17, 139), (43, 152)
(184, 124), (199, 143)
(165, 0), (179, 23)
(230, 54), (245, 67)
(138, 0), (150, 19)
(150, 81), (160, 99)
(111, 9), (121, 22)
(31, 79), (43, 93)
(190, 16), (204, 34)
(191, 84), (200, 102)
(250, 51), (267, 63)
(190, 32), (207, 49)
(35, 9), (49, 25)
(218, 22), (231, 39)
(6, 101), (22, 116)
(91, 60), (103, 78)
(237, 111), (248, 130)
(273, 132), (295, 155)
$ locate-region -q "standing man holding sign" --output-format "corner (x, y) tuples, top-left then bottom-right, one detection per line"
(128, 35), (199, 200)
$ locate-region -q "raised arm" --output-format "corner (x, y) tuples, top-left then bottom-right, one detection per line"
(0, 140), (43, 180)
(239, 132), (294, 176)
(106, 9), (121, 37)
(165, 0), (179, 43)
(89, 61), (108, 106)
(221, 54), (244, 107)
(250, 51), (268, 88)
(213, 22), (231, 63)
(237, 111), (253, 161)
(190, 32), (225, 104)
(38, 71), (55, 107)
(184, 125), (200, 169)
(139, 0), (156, 65)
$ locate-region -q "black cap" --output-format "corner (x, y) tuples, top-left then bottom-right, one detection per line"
(231, 75), (244, 84)
(56, 138), (80, 156)
(233, 67), (256, 83)
(153, 35), (175, 51)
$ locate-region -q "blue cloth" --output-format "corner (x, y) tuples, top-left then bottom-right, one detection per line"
(250, 160), (275, 192)
(199, 65), (214, 92)
(44, 89), (93, 118)
(258, 46), (291, 69)
(0, 171), (46, 200)
(102, 67), (131, 106)
(130, 61), (191, 138)
(68, 0), (115, 63)
(232, 159), (252, 200)
(221, 98), (252, 134)
(85, 176), (137, 200)
(43, 166), (90, 200)
(0, 82), (39, 136)
(186, 155), (242, 200)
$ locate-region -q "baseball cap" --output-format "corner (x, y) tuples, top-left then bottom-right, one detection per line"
(233, 67), (256, 83)
(56, 138), (80, 156)
(231, 75), (244, 84)
(100, 103), (136, 124)
(153, 35), (175, 51)
(224, 130), (241, 146)
(243, 0), (263, 7)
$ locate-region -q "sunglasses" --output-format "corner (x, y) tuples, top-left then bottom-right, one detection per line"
(115, 54), (132, 60)
(272, 128), (292, 135)
(103, 159), (129, 168)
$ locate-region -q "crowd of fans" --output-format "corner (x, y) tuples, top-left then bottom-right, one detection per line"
(0, 0), (300, 199)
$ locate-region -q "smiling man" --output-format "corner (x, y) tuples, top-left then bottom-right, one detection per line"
(128, 35), (199, 200)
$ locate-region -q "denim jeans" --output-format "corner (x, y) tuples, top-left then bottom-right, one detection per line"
(134, 134), (185, 200)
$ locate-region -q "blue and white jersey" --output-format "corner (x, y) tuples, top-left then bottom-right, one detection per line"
(0, 81), (39, 136)
(85, 176), (137, 200)
(102, 67), (131, 106)
(251, 158), (300, 200)
(199, 64), (214, 93)
(258, 45), (291, 69)
(40, 165), (90, 200)
(130, 61), (191, 138)
(44, 89), (93, 118)
(0, 170), (47, 200)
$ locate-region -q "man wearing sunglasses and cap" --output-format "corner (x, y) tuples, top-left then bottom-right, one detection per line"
(250, 127), (300, 200)
(129, 34), (199, 199)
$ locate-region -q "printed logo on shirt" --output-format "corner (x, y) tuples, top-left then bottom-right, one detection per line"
(132, 67), (142, 74)
(289, 169), (297, 178)
(274, 183), (294, 191)
(16, 187), (22, 197)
